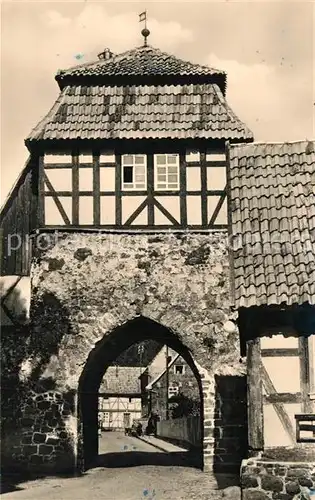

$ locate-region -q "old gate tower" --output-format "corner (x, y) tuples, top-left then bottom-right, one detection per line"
(1, 30), (254, 474)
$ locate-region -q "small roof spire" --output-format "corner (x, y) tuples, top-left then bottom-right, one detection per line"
(139, 10), (150, 47)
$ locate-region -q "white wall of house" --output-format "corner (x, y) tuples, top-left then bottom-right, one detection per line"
(98, 396), (142, 429)
(261, 334), (314, 447)
(147, 345), (177, 383)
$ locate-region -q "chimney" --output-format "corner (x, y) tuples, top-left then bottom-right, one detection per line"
(98, 48), (113, 61)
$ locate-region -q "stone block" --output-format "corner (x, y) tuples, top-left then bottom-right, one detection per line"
(74, 248), (92, 261)
(47, 258), (65, 271)
(261, 475), (283, 492)
(274, 466), (287, 477)
(21, 417), (34, 427)
(243, 489), (270, 500)
(222, 486), (241, 499)
(21, 435), (33, 445)
(46, 436), (60, 445)
(30, 454), (44, 464)
(241, 475), (259, 488)
(39, 444), (54, 455)
(298, 477), (313, 488)
(23, 445), (38, 455)
(272, 494), (292, 500)
(287, 469), (309, 479)
(33, 432), (46, 444)
(285, 482), (300, 495)
(37, 401), (51, 410)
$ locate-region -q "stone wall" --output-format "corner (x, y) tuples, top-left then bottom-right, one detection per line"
(214, 375), (248, 473)
(1, 231), (245, 473)
(241, 458), (315, 499)
(157, 415), (201, 448)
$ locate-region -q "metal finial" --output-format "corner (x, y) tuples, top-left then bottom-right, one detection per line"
(141, 28), (150, 47)
(139, 10), (150, 46)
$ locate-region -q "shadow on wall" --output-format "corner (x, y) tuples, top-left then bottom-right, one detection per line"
(1, 284), (76, 490)
(214, 375), (248, 477)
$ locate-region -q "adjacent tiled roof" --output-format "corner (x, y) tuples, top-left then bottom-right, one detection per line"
(99, 367), (141, 395)
(229, 140), (315, 308)
(26, 83), (253, 143)
(146, 354), (180, 390)
(56, 45), (226, 86)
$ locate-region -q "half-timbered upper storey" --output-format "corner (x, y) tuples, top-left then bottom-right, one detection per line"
(22, 44), (253, 230)
(1, 41), (253, 274)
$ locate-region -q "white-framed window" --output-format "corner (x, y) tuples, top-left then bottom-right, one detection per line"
(122, 154), (146, 190)
(154, 154), (179, 190)
(168, 386), (179, 398)
(174, 364), (185, 375)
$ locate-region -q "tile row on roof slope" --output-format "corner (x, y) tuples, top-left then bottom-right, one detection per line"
(26, 83), (253, 144)
(228, 140), (315, 309)
(55, 45), (226, 90)
(99, 366), (142, 395)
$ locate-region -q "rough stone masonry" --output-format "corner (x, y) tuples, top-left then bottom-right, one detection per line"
(1, 231), (246, 473)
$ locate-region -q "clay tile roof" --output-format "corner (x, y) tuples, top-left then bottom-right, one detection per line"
(26, 83), (253, 143)
(56, 45), (226, 85)
(99, 367), (141, 395)
(229, 140), (315, 309)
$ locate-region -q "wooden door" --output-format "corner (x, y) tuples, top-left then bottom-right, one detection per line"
(123, 412), (131, 428)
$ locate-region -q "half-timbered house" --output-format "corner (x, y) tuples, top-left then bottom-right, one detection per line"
(98, 367), (142, 430)
(146, 353), (200, 419)
(228, 140), (315, 497)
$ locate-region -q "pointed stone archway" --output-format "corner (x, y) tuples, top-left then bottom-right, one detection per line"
(78, 316), (214, 471)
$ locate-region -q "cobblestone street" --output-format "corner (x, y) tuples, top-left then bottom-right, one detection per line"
(2, 432), (237, 500)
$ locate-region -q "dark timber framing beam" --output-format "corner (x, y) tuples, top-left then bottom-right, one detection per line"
(261, 348), (300, 357)
(72, 153), (79, 225)
(299, 337), (312, 413)
(38, 155), (45, 226)
(93, 152), (100, 225)
(124, 199), (148, 226)
(44, 173), (70, 225)
(200, 150), (208, 227)
(247, 338), (264, 455)
(208, 186), (226, 226)
(115, 153), (122, 225)
(147, 153), (154, 225)
(179, 152), (187, 226)
(153, 198), (180, 226)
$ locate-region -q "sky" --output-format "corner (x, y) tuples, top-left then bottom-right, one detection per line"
(1, 0), (314, 203)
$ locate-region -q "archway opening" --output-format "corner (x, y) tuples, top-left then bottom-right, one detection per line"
(78, 316), (204, 471)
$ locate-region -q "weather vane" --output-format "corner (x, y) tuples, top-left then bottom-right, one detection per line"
(139, 10), (150, 47)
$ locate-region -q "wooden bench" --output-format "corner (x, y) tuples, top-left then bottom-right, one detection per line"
(295, 414), (315, 443)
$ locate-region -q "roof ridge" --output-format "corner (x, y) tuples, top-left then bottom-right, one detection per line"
(56, 46), (139, 75)
(145, 353), (180, 390)
(56, 44), (226, 82)
(230, 139), (315, 147)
